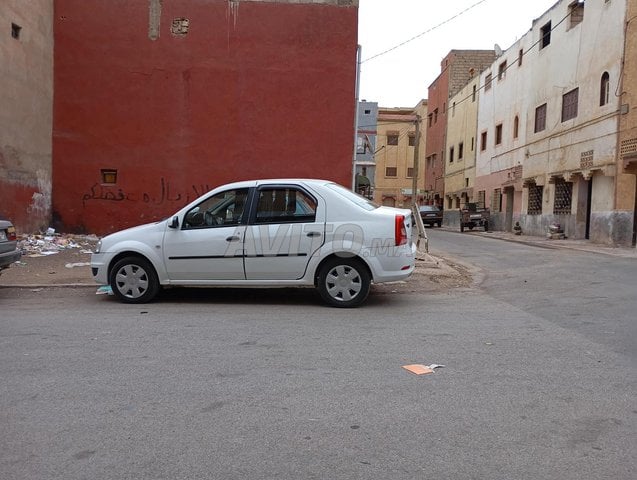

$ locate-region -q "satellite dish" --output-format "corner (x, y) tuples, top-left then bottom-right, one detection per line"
(494, 43), (503, 57)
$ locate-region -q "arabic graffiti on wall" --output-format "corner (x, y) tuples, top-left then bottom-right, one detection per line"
(82, 178), (212, 207)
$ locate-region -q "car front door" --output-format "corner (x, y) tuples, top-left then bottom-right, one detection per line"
(244, 186), (325, 280)
(162, 188), (249, 281)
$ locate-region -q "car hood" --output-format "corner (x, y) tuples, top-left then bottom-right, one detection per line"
(100, 220), (166, 249)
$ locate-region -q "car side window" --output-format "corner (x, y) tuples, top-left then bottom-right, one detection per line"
(183, 188), (248, 229)
(255, 188), (317, 224)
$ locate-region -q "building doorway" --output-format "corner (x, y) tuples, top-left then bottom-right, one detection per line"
(504, 187), (514, 231)
(585, 179), (592, 240)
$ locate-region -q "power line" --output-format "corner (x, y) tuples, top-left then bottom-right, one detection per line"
(362, 0), (489, 63)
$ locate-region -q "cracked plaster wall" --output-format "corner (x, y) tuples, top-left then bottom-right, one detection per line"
(0, 0), (53, 233)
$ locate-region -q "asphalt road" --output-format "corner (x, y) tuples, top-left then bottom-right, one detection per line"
(1, 232), (635, 480)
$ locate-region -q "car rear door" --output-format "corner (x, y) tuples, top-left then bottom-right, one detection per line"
(243, 185), (325, 280)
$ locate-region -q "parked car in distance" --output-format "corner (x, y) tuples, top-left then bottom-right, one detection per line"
(91, 179), (417, 307)
(418, 205), (443, 227)
(0, 217), (21, 274)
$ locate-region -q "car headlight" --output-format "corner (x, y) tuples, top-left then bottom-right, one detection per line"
(94, 240), (102, 254)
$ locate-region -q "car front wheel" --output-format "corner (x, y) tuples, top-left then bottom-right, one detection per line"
(317, 258), (370, 308)
(110, 256), (160, 304)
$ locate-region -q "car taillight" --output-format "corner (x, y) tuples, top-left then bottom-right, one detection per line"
(395, 214), (407, 246)
(7, 226), (17, 241)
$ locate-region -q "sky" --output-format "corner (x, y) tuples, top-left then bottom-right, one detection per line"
(357, 0), (560, 108)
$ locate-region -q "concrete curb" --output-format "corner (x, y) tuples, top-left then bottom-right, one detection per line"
(0, 283), (96, 289)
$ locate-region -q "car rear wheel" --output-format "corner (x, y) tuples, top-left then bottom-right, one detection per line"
(317, 257), (370, 308)
(110, 256), (160, 304)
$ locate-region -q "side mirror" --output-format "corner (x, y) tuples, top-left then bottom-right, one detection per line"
(168, 216), (179, 229)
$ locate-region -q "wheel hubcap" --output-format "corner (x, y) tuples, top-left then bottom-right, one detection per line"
(325, 265), (362, 302)
(115, 264), (149, 299)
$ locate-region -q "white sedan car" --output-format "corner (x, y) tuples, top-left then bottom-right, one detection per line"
(91, 179), (417, 307)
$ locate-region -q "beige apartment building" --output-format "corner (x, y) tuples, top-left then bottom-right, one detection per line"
(443, 74), (481, 225)
(374, 101), (428, 207)
(619, 0), (637, 245)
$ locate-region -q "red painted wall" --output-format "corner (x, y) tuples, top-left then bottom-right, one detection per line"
(52, 0), (358, 234)
(424, 70), (448, 206)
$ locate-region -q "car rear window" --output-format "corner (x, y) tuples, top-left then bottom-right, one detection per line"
(325, 183), (379, 211)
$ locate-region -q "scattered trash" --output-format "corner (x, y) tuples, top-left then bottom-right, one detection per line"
(547, 223), (566, 240)
(96, 285), (113, 295)
(18, 231), (98, 257)
(65, 262), (91, 269)
(402, 363), (445, 375)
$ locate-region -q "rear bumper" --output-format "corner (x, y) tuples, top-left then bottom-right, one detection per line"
(0, 249), (21, 270)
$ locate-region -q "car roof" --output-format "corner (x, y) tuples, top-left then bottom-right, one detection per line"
(214, 178), (335, 190)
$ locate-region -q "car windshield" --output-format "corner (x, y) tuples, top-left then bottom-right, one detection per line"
(325, 183), (378, 211)
(420, 206), (440, 212)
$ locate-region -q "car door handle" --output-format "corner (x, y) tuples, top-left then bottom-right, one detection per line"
(226, 235), (241, 242)
(306, 231), (322, 237)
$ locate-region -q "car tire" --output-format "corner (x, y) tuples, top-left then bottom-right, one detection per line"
(110, 256), (160, 304)
(484, 221), (489, 232)
(460, 224), (464, 232)
(437, 221), (442, 228)
(317, 257), (370, 308)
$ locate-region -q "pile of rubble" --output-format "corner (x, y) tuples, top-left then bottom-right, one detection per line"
(18, 228), (98, 257)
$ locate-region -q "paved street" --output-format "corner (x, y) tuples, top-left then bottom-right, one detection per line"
(1, 231), (635, 480)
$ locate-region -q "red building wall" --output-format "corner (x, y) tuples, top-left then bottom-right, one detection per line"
(52, 0), (358, 235)
(424, 72), (448, 206)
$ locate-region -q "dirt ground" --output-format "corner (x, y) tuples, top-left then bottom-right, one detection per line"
(0, 238), (475, 293)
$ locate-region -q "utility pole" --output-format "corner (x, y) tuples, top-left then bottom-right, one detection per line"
(411, 114), (421, 208)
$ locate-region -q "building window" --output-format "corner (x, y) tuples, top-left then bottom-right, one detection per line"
(458, 142), (464, 160)
(408, 134), (416, 147)
(406, 167), (414, 178)
(434, 108), (439, 123)
(540, 21), (551, 49)
(387, 133), (399, 145)
(562, 88), (579, 122)
(553, 179), (573, 214)
(518, 49), (523, 66)
(428, 114), (433, 127)
(600, 72), (610, 106)
(472, 85), (477, 102)
(364, 109), (371, 114)
(356, 135), (369, 154)
(471, 137), (475, 151)
(535, 103), (547, 133)
(477, 190), (486, 209)
(481, 132), (487, 151)
(528, 184), (543, 215)
(485, 73), (492, 91)
(491, 188), (502, 212)
(11, 23), (21, 39)
(513, 116), (519, 139)
(452, 102), (456, 117)
(449, 146), (455, 163)
(385, 167), (397, 177)
(101, 169), (118, 184)
(569, 1), (584, 30)
(495, 124), (503, 145)
(498, 61), (507, 80)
